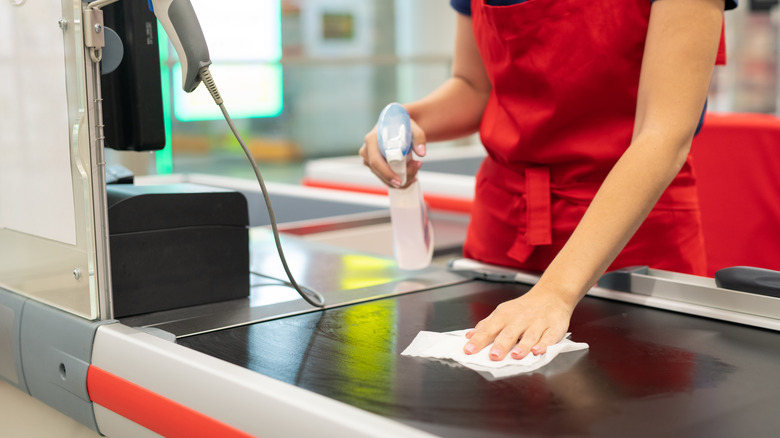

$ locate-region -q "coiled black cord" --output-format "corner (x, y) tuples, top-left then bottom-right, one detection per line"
(199, 67), (325, 308)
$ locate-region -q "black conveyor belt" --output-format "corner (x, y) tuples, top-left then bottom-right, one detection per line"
(179, 280), (780, 437)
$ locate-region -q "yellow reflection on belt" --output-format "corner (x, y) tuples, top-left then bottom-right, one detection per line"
(339, 254), (396, 290)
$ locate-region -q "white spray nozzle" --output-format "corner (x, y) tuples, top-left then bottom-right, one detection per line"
(377, 103), (412, 186)
(377, 103), (412, 159)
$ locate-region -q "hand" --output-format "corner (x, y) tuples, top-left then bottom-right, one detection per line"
(359, 117), (427, 188)
(463, 287), (576, 361)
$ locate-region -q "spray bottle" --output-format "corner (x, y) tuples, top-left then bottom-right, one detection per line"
(377, 103), (434, 270)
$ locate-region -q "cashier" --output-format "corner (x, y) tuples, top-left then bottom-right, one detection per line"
(360, 0), (737, 361)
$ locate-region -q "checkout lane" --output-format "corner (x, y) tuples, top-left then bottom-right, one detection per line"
(111, 203), (780, 437)
(6, 0), (779, 435)
(109, 139), (780, 437)
(5, 168), (780, 437)
(176, 274), (780, 437)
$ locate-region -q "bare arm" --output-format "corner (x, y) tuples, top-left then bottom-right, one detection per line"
(464, 0), (725, 360)
(360, 13), (490, 187)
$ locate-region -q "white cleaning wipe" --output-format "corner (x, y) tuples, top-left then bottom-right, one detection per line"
(401, 329), (589, 380)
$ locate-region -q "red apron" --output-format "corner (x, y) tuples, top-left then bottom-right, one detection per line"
(462, 0), (720, 275)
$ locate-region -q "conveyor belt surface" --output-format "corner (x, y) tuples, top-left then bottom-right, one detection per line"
(178, 280), (780, 437)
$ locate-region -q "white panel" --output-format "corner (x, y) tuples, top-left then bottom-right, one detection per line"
(0, 0), (76, 245)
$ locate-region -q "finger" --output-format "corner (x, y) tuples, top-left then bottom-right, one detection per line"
(363, 131), (401, 188)
(368, 156), (400, 187)
(410, 119), (427, 157)
(463, 321), (504, 355)
(465, 319), (486, 339)
(509, 326), (546, 360)
(402, 160), (424, 187)
(530, 328), (568, 356)
(359, 143), (369, 166)
(487, 327), (523, 361)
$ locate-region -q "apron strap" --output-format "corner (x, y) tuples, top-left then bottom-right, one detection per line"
(506, 165), (552, 264)
(715, 20), (727, 66)
(525, 167), (552, 246)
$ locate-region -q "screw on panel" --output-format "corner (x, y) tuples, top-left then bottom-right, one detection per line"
(94, 23), (103, 33)
(73, 268), (82, 280)
(58, 18), (68, 31)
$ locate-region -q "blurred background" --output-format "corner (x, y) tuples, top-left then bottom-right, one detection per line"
(106, 0), (780, 184)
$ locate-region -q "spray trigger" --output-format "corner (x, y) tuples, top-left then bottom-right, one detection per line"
(377, 103), (412, 185)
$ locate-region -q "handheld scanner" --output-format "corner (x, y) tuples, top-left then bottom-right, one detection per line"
(377, 103), (412, 186)
(150, 0), (211, 92)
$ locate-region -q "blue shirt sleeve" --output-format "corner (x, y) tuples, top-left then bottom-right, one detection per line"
(451, 0), (738, 16)
(450, 0), (471, 16)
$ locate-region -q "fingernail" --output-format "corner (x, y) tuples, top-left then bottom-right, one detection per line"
(489, 348), (501, 359)
(419, 143), (426, 155)
(531, 345), (543, 355)
(511, 348), (524, 359)
(464, 343), (476, 354)
(390, 178), (401, 188)
(415, 161), (423, 169)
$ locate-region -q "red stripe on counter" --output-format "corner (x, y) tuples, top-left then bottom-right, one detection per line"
(301, 178), (389, 196)
(426, 196), (473, 214)
(302, 178), (473, 214)
(87, 365), (256, 438)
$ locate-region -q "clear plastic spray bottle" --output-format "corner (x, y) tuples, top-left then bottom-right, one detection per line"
(377, 103), (434, 270)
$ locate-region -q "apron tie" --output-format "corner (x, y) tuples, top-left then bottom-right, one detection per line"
(507, 165), (552, 263)
(524, 167), (552, 246)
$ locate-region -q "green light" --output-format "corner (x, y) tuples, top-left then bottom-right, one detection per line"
(155, 21), (173, 175)
(172, 63), (283, 121)
(169, 0), (284, 122)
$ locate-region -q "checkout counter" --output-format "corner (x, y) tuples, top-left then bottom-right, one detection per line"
(4, 167), (780, 438)
(3, 1), (780, 437)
